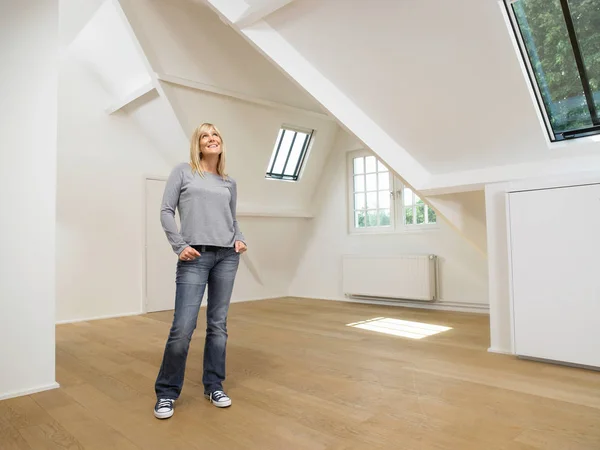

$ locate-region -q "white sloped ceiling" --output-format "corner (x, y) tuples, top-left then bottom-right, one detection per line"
(206, 0), (600, 192)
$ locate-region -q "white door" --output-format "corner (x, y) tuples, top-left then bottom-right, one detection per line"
(145, 179), (178, 312)
(508, 183), (600, 368)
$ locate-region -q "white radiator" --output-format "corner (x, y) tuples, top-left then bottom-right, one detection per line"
(342, 254), (438, 302)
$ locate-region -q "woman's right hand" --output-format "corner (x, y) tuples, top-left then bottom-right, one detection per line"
(179, 246), (201, 261)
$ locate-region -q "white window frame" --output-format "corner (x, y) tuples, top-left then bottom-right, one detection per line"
(347, 149), (395, 234)
(401, 187), (438, 228)
(347, 150), (439, 235)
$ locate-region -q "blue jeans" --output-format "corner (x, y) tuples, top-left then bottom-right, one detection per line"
(155, 247), (240, 399)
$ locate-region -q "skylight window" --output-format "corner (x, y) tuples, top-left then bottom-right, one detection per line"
(266, 126), (313, 181)
(504, 0), (600, 141)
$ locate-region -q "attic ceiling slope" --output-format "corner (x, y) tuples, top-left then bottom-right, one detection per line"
(65, 0), (188, 165)
(201, 0), (495, 256)
(261, 0), (600, 189)
(235, 0), (296, 28)
(122, 0), (325, 114)
(203, 0), (431, 190)
(117, 0), (340, 218)
(263, 0), (546, 174)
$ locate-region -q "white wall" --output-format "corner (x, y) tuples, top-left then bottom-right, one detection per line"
(232, 217), (311, 301)
(56, 61), (310, 321)
(59, 0), (104, 46)
(152, 82), (337, 303)
(67, 0), (152, 103)
(0, 0), (59, 399)
(55, 0), (331, 322)
(161, 82), (338, 214)
(56, 47), (174, 322)
(289, 131), (489, 311)
(56, 0), (185, 323)
(426, 191), (488, 255)
(145, 176), (312, 305)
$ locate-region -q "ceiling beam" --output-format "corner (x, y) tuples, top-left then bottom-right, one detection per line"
(198, 0), (296, 28)
(155, 72), (333, 121)
(105, 81), (155, 114)
(235, 0), (296, 29)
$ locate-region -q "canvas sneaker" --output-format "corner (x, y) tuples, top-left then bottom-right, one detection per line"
(205, 390), (231, 408)
(154, 398), (175, 419)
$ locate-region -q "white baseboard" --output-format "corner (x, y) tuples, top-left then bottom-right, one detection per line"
(57, 298), (284, 324)
(231, 295), (286, 304)
(488, 347), (514, 355)
(294, 295), (490, 314)
(56, 296), (483, 326)
(0, 382), (60, 401)
(516, 355), (600, 371)
(199, 295), (287, 308)
(56, 311), (141, 325)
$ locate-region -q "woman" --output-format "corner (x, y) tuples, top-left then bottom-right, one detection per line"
(153, 123), (247, 420)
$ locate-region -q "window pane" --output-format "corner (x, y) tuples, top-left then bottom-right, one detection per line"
(354, 193), (365, 210)
(366, 174), (377, 191)
(428, 206), (437, 224)
(355, 210), (366, 228)
(365, 156), (377, 173)
(366, 192), (377, 209)
(366, 210), (377, 227)
(569, 0), (600, 116)
(378, 209), (391, 226)
(272, 130), (294, 174)
(378, 173), (389, 190)
(416, 203), (425, 224)
(267, 127), (313, 181)
(267, 128), (283, 169)
(354, 175), (365, 192)
(403, 188), (414, 206)
(416, 196), (424, 205)
(353, 157), (364, 174)
(512, 0), (594, 134)
(378, 190), (390, 209)
(377, 160), (388, 172)
(283, 132), (308, 176)
(404, 206), (414, 225)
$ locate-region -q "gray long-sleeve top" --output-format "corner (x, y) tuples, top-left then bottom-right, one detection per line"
(160, 162), (245, 255)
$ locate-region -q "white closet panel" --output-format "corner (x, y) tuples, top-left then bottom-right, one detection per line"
(508, 183), (600, 368)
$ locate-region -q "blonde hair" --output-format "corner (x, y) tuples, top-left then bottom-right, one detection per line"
(189, 123), (227, 178)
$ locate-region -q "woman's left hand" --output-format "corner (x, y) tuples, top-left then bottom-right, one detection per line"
(235, 240), (247, 254)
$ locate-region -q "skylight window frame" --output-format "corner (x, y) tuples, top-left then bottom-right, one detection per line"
(265, 125), (314, 182)
(503, 0), (600, 142)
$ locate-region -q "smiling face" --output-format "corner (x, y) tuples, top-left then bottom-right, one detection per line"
(199, 128), (222, 157)
(189, 122), (227, 177)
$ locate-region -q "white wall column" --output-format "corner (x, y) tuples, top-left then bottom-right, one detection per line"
(0, 0), (59, 399)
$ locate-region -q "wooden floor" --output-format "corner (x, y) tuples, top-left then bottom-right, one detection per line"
(1, 298), (599, 449)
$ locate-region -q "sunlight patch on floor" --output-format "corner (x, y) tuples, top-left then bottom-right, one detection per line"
(346, 317), (452, 339)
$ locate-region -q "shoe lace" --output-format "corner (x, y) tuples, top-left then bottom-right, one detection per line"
(212, 391), (227, 401)
(157, 398), (173, 409)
